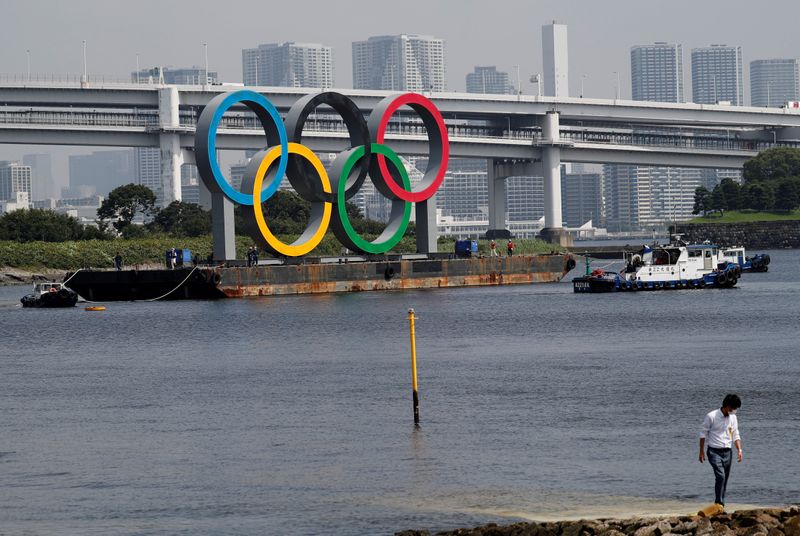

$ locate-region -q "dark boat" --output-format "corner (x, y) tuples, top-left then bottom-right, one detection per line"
(20, 282), (79, 308)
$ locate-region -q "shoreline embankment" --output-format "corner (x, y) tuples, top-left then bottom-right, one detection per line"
(672, 221), (800, 249)
(397, 506), (800, 536)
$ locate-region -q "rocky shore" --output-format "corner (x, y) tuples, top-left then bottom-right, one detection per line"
(0, 266), (70, 286)
(397, 506), (800, 536)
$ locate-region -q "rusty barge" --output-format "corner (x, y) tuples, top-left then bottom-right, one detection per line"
(63, 253), (576, 301)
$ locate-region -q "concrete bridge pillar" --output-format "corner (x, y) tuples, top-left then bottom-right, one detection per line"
(158, 87), (182, 206)
(539, 111), (572, 246)
(487, 160), (538, 238)
(487, 159), (510, 238)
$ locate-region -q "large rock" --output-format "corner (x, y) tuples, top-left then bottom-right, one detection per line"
(783, 516), (800, 536)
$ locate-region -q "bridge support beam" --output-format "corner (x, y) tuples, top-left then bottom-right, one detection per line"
(158, 87), (182, 206)
(487, 159), (509, 238)
(539, 111), (572, 247)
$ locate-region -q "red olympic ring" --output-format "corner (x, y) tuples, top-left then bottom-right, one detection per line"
(373, 93), (449, 203)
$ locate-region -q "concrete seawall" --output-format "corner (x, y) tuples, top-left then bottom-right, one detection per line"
(672, 221), (800, 249)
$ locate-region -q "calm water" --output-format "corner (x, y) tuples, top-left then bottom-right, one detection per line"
(1, 250), (799, 535)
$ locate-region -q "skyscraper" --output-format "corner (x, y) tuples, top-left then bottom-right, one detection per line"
(131, 66), (218, 85)
(465, 66), (514, 94)
(561, 170), (602, 228)
(691, 45), (743, 105)
(605, 42), (703, 231)
(352, 34), (446, 92)
(242, 42), (333, 88)
(0, 161), (32, 202)
(542, 22), (569, 97)
(750, 59), (800, 107)
(22, 153), (55, 201)
(631, 42), (684, 102)
(68, 150), (136, 197)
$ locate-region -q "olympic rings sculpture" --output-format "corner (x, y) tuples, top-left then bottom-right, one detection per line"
(195, 89), (449, 257)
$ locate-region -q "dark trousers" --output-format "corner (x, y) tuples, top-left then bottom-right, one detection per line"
(707, 447), (733, 505)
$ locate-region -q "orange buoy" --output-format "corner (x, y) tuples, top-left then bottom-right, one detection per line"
(84, 306), (106, 311)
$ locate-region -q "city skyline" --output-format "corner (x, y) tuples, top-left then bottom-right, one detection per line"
(2, 0), (799, 100)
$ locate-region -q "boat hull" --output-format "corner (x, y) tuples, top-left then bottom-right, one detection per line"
(20, 289), (78, 308)
(65, 254), (576, 301)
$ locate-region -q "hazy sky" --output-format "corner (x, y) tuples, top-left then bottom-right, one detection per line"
(2, 0), (800, 181)
(3, 0), (800, 98)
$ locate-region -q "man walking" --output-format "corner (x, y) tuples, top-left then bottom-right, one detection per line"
(699, 394), (743, 508)
(489, 239), (498, 257)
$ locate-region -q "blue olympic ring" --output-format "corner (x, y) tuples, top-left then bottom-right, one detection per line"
(195, 90), (289, 206)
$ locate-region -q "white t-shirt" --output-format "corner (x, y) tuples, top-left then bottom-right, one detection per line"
(700, 408), (740, 449)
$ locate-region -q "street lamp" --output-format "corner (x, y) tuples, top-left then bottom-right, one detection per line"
(712, 74), (717, 104)
(82, 40), (87, 83)
(203, 42), (209, 88)
(580, 74), (587, 98)
(513, 64), (521, 101)
(26, 49), (30, 81)
(767, 81), (773, 107)
(613, 71), (620, 100)
(136, 53), (140, 84)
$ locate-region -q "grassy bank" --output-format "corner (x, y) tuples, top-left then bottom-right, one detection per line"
(687, 209), (800, 223)
(0, 235), (564, 270)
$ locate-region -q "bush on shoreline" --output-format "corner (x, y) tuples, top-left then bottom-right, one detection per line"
(0, 235), (564, 270)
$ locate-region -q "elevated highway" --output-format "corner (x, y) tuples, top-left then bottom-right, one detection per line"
(2, 81), (800, 244)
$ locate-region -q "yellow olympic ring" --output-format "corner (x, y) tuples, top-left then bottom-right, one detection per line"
(251, 143), (332, 257)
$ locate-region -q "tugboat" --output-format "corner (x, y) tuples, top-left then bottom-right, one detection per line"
(20, 282), (79, 308)
(573, 240), (740, 293)
(721, 246), (770, 273)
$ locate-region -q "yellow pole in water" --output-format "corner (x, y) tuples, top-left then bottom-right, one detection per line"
(408, 308), (420, 425)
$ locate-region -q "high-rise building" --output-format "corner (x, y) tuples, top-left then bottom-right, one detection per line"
(68, 150), (136, 197)
(131, 66), (218, 85)
(604, 42), (697, 231)
(691, 45), (743, 105)
(0, 161), (32, 202)
(631, 42), (684, 102)
(561, 170), (602, 228)
(134, 148), (199, 206)
(602, 165), (703, 231)
(22, 153), (55, 201)
(750, 59), (800, 107)
(542, 22), (569, 97)
(352, 34), (446, 92)
(465, 66), (514, 95)
(242, 42), (333, 88)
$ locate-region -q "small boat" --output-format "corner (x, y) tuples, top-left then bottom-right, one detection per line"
(20, 282), (79, 308)
(573, 241), (740, 293)
(84, 305), (107, 311)
(721, 246), (770, 273)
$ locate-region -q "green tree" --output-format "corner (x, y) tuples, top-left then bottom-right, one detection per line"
(148, 201), (212, 237)
(710, 185), (726, 216)
(0, 208), (109, 242)
(692, 186), (711, 215)
(743, 147), (800, 183)
(97, 183), (157, 233)
(741, 182), (775, 210)
(773, 178), (800, 211)
(719, 178), (741, 210)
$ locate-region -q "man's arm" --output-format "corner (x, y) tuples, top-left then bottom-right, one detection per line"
(735, 439), (742, 462)
(699, 437), (706, 463)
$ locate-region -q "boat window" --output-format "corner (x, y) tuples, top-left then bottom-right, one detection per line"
(705, 250), (712, 258)
(689, 249), (702, 258)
